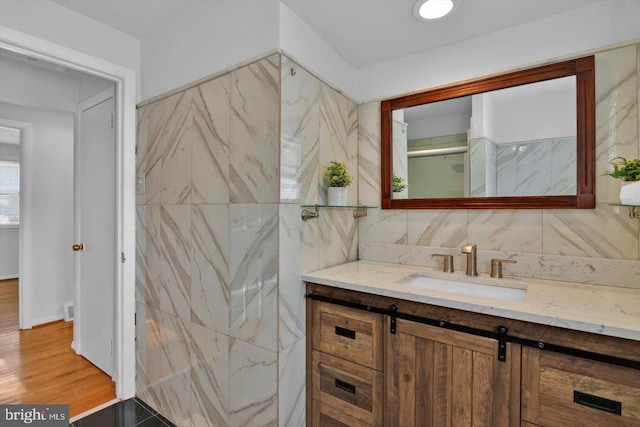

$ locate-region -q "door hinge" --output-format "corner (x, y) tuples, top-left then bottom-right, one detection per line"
(497, 326), (508, 362)
(109, 339), (113, 355)
(110, 114), (114, 129)
(121, 252), (126, 263)
(389, 304), (398, 334)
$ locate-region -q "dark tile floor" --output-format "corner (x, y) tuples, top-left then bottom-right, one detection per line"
(71, 398), (176, 427)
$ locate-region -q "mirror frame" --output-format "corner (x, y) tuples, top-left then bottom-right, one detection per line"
(381, 55), (595, 209)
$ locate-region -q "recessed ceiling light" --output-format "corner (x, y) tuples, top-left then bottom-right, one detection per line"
(413, 0), (459, 21)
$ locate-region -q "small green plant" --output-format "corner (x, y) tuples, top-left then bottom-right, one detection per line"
(392, 173), (407, 192)
(605, 157), (640, 182)
(324, 161), (353, 187)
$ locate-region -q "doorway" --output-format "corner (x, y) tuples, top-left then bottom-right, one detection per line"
(0, 52), (117, 413)
(0, 125), (20, 283)
(0, 28), (136, 399)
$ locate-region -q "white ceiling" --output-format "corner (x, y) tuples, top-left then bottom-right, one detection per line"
(282, 0), (600, 68)
(50, 0), (600, 69)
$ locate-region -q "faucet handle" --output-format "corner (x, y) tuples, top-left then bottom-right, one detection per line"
(432, 254), (454, 273)
(490, 259), (517, 278)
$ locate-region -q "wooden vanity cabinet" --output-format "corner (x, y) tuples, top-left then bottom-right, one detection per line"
(306, 283), (640, 427)
(386, 318), (520, 427)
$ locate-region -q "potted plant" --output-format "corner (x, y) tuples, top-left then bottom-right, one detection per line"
(605, 157), (640, 205)
(324, 161), (353, 206)
(393, 173), (407, 194)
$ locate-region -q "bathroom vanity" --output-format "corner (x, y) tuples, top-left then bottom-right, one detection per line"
(303, 260), (640, 426)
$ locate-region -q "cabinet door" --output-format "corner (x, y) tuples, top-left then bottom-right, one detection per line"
(385, 318), (520, 427)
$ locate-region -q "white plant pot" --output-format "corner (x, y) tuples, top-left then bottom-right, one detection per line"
(620, 181), (640, 205)
(327, 187), (348, 206)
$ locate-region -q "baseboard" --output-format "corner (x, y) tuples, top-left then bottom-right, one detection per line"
(32, 313), (64, 326)
(0, 274), (19, 281)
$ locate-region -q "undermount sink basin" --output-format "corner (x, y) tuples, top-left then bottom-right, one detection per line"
(399, 274), (527, 302)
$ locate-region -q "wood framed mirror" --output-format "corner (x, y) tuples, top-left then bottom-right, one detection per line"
(381, 55), (595, 209)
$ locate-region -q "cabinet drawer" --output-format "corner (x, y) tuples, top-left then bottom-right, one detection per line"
(522, 347), (640, 427)
(312, 350), (383, 426)
(312, 400), (371, 427)
(312, 300), (383, 370)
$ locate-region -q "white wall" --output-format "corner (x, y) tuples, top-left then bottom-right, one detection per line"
(139, 1), (359, 102)
(78, 75), (114, 103)
(485, 77), (576, 144)
(407, 112), (469, 140)
(279, 2), (358, 101)
(357, 0), (640, 102)
(0, 0), (140, 99)
(1, 102), (74, 325)
(141, 0), (280, 100)
(470, 94), (486, 140)
(0, 228), (19, 279)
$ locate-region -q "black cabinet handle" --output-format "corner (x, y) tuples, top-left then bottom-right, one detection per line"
(574, 391), (621, 415)
(335, 378), (356, 394)
(335, 326), (356, 339)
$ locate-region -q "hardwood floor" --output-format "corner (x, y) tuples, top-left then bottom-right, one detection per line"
(0, 279), (116, 417)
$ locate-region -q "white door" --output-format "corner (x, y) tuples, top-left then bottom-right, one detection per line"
(74, 88), (116, 377)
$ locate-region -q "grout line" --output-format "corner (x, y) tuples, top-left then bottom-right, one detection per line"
(133, 397), (158, 415)
(131, 414), (159, 427)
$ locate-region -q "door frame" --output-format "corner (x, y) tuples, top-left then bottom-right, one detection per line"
(0, 25), (137, 399)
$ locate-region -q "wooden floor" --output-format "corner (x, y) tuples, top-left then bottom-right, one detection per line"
(0, 279), (116, 417)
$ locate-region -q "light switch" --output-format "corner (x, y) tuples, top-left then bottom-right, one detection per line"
(136, 173), (146, 194)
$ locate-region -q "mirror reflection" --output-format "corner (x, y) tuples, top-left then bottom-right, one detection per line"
(392, 76), (577, 200)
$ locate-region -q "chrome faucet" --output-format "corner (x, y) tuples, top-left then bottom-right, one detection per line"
(461, 244), (478, 276)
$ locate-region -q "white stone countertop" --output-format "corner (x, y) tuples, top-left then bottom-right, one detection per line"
(302, 260), (640, 341)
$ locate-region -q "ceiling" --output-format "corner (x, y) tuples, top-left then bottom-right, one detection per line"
(0, 47), (89, 80)
(281, 0), (600, 68)
(51, 0), (600, 69)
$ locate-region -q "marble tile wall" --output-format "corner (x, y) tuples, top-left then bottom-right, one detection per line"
(358, 44), (640, 289)
(136, 53), (358, 427)
(469, 137), (490, 196)
(278, 56), (359, 427)
(496, 137), (576, 196)
(469, 137), (498, 197)
(136, 55), (280, 427)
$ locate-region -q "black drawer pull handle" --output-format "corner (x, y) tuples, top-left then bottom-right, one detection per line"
(335, 326), (356, 339)
(335, 378), (356, 394)
(574, 391), (621, 415)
